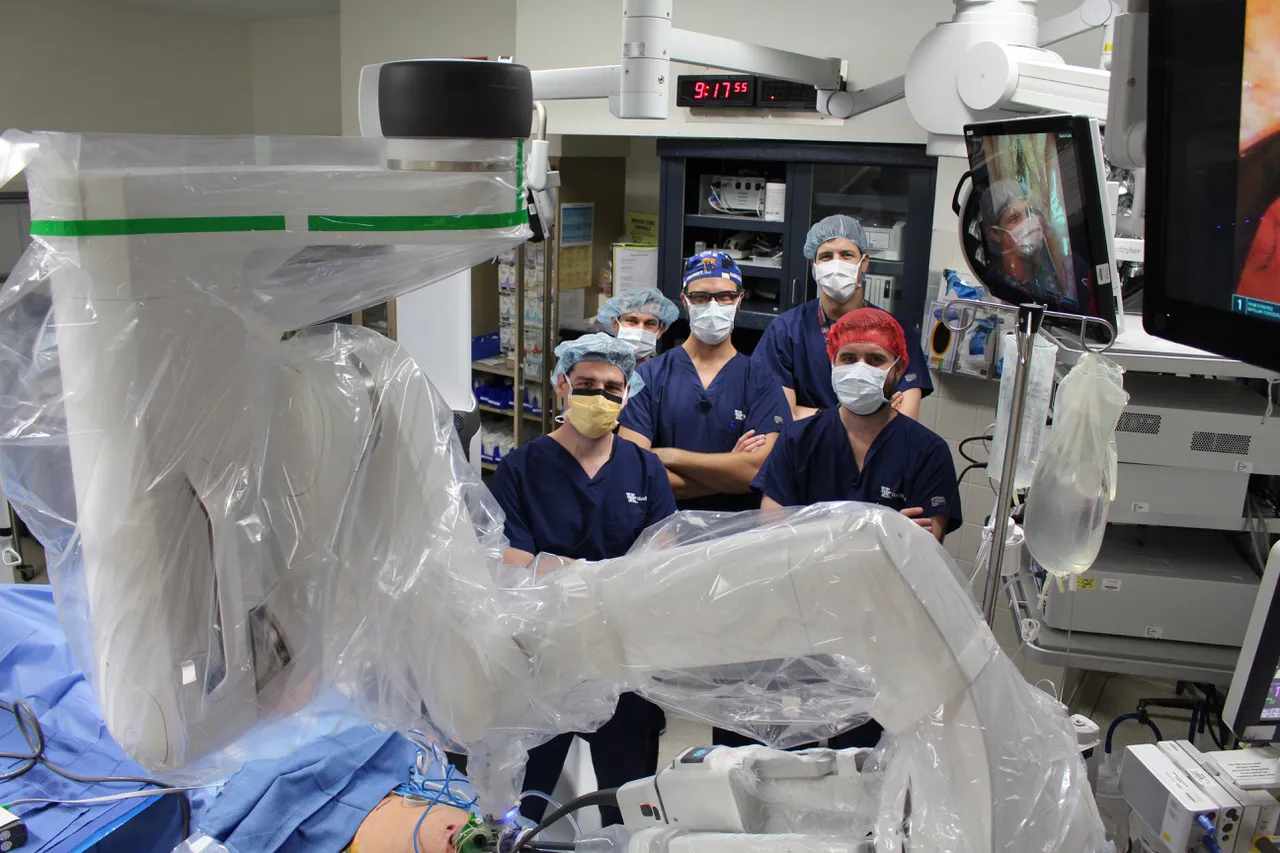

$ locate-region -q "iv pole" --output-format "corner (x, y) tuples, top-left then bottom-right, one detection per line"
(943, 298), (1116, 627)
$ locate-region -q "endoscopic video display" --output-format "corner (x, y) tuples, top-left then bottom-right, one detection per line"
(967, 130), (1101, 318)
(1233, 0), (1280, 322)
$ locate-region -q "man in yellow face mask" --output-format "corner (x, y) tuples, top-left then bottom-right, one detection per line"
(489, 332), (675, 826)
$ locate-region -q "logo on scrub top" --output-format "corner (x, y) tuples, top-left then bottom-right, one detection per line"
(734, 410), (746, 421)
(931, 495), (947, 508)
(880, 486), (904, 501)
(626, 492), (648, 504)
(774, 415), (784, 424)
(905, 373), (917, 382)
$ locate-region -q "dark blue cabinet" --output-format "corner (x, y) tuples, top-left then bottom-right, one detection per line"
(657, 139), (937, 351)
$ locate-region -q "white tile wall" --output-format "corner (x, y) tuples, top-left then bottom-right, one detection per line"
(961, 482), (993, 526)
(930, 370), (1001, 567)
(916, 394), (938, 431)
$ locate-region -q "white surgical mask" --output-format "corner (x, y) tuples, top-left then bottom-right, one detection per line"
(1008, 217), (1045, 257)
(687, 301), (737, 344)
(813, 260), (863, 303)
(617, 326), (658, 360)
(832, 360), (896, 416)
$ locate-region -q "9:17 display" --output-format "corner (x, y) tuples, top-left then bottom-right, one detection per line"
(693, 80), (750, 100)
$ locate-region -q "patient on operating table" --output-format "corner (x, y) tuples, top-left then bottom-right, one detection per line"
(348, 797), (474, 853)
(189, 726), (489, 853)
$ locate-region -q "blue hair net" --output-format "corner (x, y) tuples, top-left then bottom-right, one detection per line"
(551, 332), (646, 397)
(596, 288), (679, 331)
(803, 214), (869, 260)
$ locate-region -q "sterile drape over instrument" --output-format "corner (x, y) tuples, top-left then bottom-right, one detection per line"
(0, 131), (1105, 852)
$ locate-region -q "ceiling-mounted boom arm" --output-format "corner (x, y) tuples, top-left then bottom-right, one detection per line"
(360, 1), (1128, 160)
(527, 0), (843, 117)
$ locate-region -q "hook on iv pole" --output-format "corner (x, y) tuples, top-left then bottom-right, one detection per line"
(939, 299), (1115, 626)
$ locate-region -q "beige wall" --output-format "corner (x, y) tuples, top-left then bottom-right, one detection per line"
(251, 15), (343, 135)
(338, 0), (517, 134)
(0, 0), (253, 136)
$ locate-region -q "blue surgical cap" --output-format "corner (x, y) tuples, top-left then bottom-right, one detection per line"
(803, 214), (868, 260)
(552, 332), (646, 397)
(596, 288), (679, 331)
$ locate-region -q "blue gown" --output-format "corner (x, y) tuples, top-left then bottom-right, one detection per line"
(752, 407), (962, 533)
(619, 348), (792, 511)
(491, 433), (676, 825)
(491, 434), (677, 560)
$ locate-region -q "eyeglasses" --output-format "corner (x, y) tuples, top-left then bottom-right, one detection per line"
(684, 290), (742, 306)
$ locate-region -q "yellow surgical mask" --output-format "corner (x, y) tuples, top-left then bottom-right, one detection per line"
(564, 389), (624, 438)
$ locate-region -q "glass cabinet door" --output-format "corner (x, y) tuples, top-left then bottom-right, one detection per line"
(801, 161), (936, 330)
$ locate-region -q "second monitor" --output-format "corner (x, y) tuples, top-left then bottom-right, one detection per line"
(961, 114), (1122, 336)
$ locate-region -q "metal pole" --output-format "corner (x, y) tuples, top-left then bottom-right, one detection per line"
(981, 304), (1044, 626)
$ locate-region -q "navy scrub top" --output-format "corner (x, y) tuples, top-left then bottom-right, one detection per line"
(752, 408), (962, 534)
(752, 300), (933, 411)
(619, 348), (792, 512)
(491, 434), (678, 561)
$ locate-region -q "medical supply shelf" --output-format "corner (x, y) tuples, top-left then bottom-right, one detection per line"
(657, 139), (938, 351)
(474, 154), (628, 464)
(685, 214), (786, 233)
(478, 404), (542, 421)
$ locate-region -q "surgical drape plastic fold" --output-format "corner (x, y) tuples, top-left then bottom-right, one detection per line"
(0, 131), (1106, 852)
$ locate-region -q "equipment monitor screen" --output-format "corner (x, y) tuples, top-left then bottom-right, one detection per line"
(1145, 0), (1280, 371)
(961, 115), (1119, 335)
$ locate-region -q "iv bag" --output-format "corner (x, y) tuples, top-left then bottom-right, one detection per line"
(1023, 353), (1129, 577)
(988, 333), (1058, 490)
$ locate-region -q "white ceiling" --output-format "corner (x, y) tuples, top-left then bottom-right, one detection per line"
(106, 0), (338, 21)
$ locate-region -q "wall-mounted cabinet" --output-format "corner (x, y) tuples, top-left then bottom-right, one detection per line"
(657, 139), (937, 350)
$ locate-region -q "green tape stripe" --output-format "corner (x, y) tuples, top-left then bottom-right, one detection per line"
(307, 210), (528, 232)
(516, 138), (525, 208)
(30, 216), (286, 237)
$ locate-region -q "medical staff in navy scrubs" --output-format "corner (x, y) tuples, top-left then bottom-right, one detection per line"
(596, 287), (680, 364)
(742, 309), (960, 751)
(754, 308), (961, 539)
(491, 333), (676, 826)
(618, 252), (791, 511)
(752, 214), (932, 421)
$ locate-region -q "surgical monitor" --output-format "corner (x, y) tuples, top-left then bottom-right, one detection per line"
(1145, 0), (1280, 372)
(960, 114), (1121, 338)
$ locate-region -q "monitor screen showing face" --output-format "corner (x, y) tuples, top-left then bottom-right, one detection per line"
(963, 117), (1115, 326)
(1232, 0), (1280, 322)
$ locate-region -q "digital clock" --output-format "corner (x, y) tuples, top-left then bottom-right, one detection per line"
(675, 75), (819, 110)
(675, 75), (755, 107)
(756, 77), (818, 110)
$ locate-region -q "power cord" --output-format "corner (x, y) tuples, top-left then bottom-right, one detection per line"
(957, 462), (988, 484)
(0, 697), (191, 839)
(959, 434), (994, 465)
(516, 788), (619, 852)
(1104, 712), (1163, 755)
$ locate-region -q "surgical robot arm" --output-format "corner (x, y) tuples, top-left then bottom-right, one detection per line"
(383, 498), (1105, 852)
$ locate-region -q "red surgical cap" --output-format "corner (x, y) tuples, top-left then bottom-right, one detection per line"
(826, 308), (908, 364)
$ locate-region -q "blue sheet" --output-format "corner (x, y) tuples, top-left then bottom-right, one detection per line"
(0, 584), (213, 852)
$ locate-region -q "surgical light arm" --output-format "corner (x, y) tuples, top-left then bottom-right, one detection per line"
(513, 0), (1121, 147)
